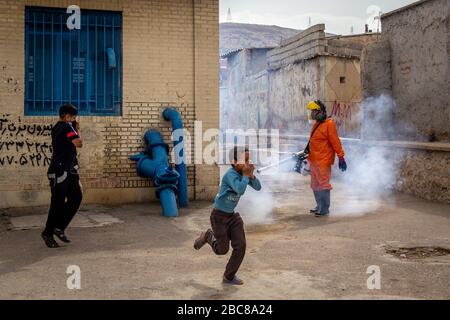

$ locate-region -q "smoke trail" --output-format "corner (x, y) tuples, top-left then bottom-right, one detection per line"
(236, 184), (276, 224)
(219, 95), (407, 219)
(332, 94), (404, 216)
(361, 94), (396, 141)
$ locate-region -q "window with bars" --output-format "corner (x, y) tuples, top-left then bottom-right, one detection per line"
(25, 7), (122, 116)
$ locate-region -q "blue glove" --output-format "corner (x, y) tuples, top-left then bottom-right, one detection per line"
(338, 157), (347, 172)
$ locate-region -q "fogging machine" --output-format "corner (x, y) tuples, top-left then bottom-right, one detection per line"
(256, 121), (325, 174)
(257, 150), (309, 174)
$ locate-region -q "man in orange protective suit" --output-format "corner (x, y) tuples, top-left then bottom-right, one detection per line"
(306, 100), (347, 217)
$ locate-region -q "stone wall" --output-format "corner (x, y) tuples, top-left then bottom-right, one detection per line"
(397, 148), (450, 203)
(267, 58), (321, 133)
(221, 48), (270, 130)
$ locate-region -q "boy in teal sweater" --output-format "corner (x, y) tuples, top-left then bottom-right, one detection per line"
(194, 146), (261, 285)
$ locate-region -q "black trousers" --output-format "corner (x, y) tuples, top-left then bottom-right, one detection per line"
(44, 172), (82, 236)
(209, 209), (246, 281)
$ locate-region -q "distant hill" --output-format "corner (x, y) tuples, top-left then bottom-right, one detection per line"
(220, 23), (301, 56)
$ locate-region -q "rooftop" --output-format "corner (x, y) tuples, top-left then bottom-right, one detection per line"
(381, 0), (437, 19)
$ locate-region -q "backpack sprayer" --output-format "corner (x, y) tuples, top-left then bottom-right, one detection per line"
(256, 150), (310, 175)
(256, 100), (327, 175)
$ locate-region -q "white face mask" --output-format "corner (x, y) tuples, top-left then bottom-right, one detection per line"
(307, 110), (315, 124)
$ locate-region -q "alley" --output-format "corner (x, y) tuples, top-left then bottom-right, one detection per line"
(1, 173), (449, 299)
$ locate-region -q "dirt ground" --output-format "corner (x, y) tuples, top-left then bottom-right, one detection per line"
(0, 173), (449, 300)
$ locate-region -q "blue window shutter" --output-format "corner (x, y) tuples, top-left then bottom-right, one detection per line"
(25, 7), (122, 116)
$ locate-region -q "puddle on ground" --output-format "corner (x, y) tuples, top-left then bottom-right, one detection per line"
(385, 246), (450, 260)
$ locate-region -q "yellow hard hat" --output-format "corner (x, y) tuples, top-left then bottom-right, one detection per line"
(307, 101), (321, 111)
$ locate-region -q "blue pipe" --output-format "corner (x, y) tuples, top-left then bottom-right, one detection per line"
(163, 107), (189, 208)
(130, 130), (179, 217)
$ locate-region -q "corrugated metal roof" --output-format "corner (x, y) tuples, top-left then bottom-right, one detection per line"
(220, 48), (244, 59)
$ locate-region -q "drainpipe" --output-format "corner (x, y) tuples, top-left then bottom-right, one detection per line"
(163, 107), (189, 208)
(130, 130), (179, 217)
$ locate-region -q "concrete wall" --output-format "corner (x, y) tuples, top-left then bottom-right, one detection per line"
(360, 40), (392, 99)
(268, 58), (321, 133)
(397, 147), (450, 203)
(246, 48), (269, 76)
(324, 57), (363, 138)
(0, 0), (219, 208)
(326, 34), (381, 47)
(358, 0), (450, 203)
(363, 0), (449, 141)
(221, 48), (269, 130)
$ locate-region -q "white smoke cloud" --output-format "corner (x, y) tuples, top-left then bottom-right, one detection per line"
(332, 95), (404, 217)
(219, 95), (408, 220)
(361, 94), (396, 140)
(236, 184), (276, 224)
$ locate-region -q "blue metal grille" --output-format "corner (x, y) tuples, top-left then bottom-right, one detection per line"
(25, 7), (122, 116)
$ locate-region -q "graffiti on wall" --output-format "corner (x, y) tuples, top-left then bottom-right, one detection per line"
(330, 101), (360, 137)
(0, 114), (53, 167)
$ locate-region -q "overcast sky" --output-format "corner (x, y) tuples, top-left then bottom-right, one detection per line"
(220, 0), (418, 34)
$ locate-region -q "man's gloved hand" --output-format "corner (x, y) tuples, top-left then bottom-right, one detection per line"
(338, 157), (347, 172)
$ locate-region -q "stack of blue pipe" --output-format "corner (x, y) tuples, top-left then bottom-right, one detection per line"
(129, 108), (189, 217)
(130, 130), (179, 217)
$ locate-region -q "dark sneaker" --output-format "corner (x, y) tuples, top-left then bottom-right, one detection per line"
(315, 213), (329, 218)
(194, 229), (213, 250)
(310, 208), (319, 214)
(223, 275), (244, 285)
(41, 232), (60, 248)
(54, 228), (71, 243)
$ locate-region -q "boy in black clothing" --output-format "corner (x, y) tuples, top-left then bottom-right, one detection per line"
(42, 104), (83, 248)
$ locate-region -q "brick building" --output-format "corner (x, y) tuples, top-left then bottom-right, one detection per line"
(0, 0), (219, 208)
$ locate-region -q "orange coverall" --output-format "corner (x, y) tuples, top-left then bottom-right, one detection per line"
(308, 118), (345, 191)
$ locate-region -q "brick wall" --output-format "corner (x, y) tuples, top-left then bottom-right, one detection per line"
(193, 0), (220, 200)
(0, 0), (219, 208)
